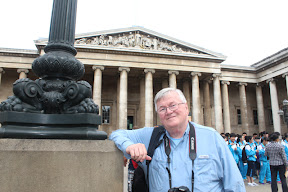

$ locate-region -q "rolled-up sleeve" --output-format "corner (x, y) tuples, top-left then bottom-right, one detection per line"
(109, 127), (153, 159)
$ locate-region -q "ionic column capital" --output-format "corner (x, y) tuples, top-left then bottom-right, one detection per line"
(168, 70), (179, 75)
(239, 82), (247, 86)
(0, 68), (4, 74)
(266, 78), (276, 84)
(144, 69), (155, 74)
(92, 65), (105, 71)
(119, 67), (130, 73)
(17, 69), (29, 74)
(191, 72), (202, 77)
(282, 73), (288, 78)
(221, 81), (230, 85)
(212, 73), (221, 78)
(256, 83), (263, 87)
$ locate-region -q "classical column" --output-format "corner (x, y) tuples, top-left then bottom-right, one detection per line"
(183, 78), (191, 111)
(139, 76), (145, 128)
(283, 73), (288, 97)
(118, 67), (130, 130)
(92, 65), (104, 116)
(168, 70), (179, 89)
(213, 74), (223, 133)
(221, 81), (231, 133)
(162, 77), (169, 88)
(191, 72), (201, 124)
(144, 69), (155, 127)
(203, 80), (212, 127)
(0, 68), (4, 86)
(239, 82), (249, 133)
(267, 78), (281, 133)
(17, 69), (29, 79)
(256, 84), (266, 132)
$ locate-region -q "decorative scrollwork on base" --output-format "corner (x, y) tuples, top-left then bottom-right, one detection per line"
(0, 78), (99, 114)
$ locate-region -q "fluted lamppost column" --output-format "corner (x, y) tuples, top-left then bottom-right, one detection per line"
(144, 69), (155, 127)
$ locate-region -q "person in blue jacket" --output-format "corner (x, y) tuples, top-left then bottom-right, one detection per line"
(258, 137), (271, 184)
(281, 133), (288, 161)
(228, 133), (241, 167)
(110, 88), (245, 192)
(245, 135), (259, 187)
(238, 135), (248, 179)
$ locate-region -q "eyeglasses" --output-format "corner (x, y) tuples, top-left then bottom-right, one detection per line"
(157, 103), (185, 114)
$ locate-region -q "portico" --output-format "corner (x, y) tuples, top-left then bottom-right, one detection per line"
(1, 27), (288, 135)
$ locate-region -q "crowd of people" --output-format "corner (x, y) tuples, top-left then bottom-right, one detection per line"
(223, 131), (288, 191)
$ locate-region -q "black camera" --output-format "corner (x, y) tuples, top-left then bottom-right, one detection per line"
(168, 186), (191, 192)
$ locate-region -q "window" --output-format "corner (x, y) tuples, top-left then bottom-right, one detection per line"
(237, 109), (241, 125)
(253, 110), (258, 125)
(102, 106), (110, 124)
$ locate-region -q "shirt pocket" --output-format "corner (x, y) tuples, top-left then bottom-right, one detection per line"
(150, 158), (167, 191)
(194, 158), (216, 185)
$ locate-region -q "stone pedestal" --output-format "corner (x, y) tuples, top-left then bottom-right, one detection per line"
(0, 139), (123, 192)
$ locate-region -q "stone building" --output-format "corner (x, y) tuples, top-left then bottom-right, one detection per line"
(1, 27), (288, 135)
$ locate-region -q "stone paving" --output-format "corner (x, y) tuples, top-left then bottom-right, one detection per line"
(245, 178), (288, 192)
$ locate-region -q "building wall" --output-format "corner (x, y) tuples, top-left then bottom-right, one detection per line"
(1, 47), (288, 136)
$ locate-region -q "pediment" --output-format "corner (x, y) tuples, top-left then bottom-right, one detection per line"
(36, 27), (226, 61)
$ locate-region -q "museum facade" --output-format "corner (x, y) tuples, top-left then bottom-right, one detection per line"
(0, 27), (287, 135)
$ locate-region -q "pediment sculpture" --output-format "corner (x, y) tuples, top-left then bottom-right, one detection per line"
(74, 31), (205, 55)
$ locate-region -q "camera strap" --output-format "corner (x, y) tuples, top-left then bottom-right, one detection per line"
(164, 122), (196, 191)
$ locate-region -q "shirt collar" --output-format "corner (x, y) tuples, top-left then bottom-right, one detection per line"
(165, 122), (190, 140)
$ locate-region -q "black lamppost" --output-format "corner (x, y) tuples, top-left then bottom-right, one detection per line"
(0, 0), (107, 140)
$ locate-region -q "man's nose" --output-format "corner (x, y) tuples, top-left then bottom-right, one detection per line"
(166, 107), (173, 114)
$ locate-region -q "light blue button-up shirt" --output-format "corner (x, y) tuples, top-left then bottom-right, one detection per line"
(110, 122), (245, 192)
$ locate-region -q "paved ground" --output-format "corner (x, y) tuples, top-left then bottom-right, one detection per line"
(245, 178), (287, 192)
(124, 166), (288, 192)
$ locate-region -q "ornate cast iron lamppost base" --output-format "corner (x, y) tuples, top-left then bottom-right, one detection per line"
(0, 0), (107, 140)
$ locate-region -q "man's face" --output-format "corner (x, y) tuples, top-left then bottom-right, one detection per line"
(255, 139), (260, 144)
(156, 91), (189, 131)
(230, 137), (236, 143)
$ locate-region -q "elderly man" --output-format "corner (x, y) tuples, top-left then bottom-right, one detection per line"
(110, 88), (245, 192)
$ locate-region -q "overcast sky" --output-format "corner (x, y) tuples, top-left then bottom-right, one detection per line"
(1, 0), (288, 66)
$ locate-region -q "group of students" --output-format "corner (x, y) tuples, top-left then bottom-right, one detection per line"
(222, 131), (288, 188)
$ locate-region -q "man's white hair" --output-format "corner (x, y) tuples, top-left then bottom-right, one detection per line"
(154, 88), (187, 112)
